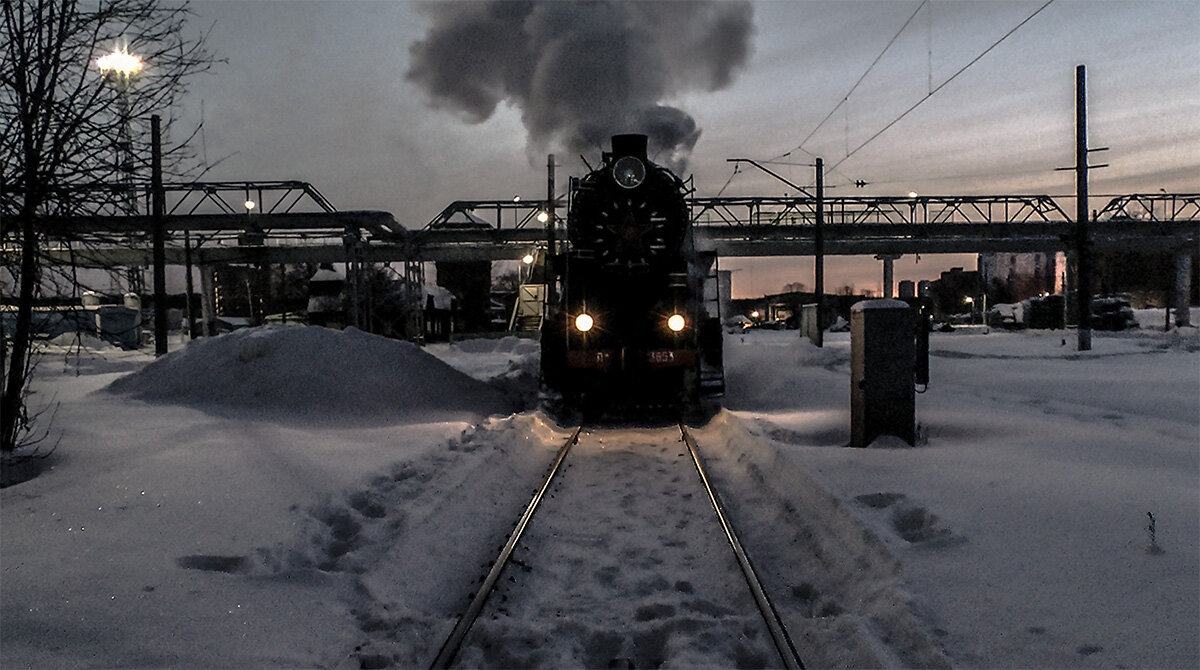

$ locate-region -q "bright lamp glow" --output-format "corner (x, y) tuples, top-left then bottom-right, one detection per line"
(244, 200), (256, 211)
(522, 253), (534, 264)
(612, 156), (646, 189)
(667, 314), (686, 332)
(97, 49), (143, 76)
(574, 313), (594, 332)
(537, 211), (550, 223)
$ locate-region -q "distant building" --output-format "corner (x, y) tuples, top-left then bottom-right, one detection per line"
(979, 252), (1062, 304)
(929, 266), (980, 315)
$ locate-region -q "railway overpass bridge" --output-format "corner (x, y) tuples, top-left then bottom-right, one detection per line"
(10, 182), (1198, 327)
(22, 187), (1199, 264)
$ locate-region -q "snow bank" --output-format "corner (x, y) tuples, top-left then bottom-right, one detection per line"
(728, 324), (1199, 668)
(106, 325), (514, 424)
(695, 412), (952, 668)
(427, 336), (542, 410)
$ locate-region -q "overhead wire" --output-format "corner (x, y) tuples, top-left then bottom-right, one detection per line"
(714, 163), (741, 197)
(829, 0), (1057, 173)
(772, 0), (929, 162)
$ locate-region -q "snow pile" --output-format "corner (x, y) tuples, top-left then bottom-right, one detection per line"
(106, 325), (514, 424)
(47, 331), (116, 350)
(428, 336), (542, 409)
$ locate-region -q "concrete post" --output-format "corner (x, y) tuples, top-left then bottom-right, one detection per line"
(875, 254), (901, 299)
(1175, 248), (1193, 327)
(199, 265), (217, 336)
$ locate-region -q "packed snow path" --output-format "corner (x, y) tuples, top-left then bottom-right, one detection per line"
(451, 425), (781, 669)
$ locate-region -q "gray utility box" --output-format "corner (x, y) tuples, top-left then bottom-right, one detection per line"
(851, 299), (915, 447)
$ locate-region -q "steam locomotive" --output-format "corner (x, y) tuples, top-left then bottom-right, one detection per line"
(541, 134), (724, 416)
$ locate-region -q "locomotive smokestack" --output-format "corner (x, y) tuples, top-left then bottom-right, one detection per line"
(611, 134), (648, 161)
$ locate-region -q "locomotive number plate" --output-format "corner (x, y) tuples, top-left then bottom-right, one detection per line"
(649, 350), (675, 364)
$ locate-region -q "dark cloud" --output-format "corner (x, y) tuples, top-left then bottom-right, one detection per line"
(406, 0), (754, 171)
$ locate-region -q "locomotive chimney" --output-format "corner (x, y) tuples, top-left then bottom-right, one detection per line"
(611, 134), (648, 161)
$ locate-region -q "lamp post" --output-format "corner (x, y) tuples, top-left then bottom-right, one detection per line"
(97, 48), (145, 297)
(96, 48), (143, 215)
(964, 296), (975, 324)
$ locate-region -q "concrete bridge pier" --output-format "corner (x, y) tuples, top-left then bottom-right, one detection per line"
(199, 265), (217, 336)
(1174, 247), (1193, 327)
(874, 253), (901, 299)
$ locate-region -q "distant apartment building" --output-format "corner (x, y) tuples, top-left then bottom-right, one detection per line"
(979, 252), (1064, 304)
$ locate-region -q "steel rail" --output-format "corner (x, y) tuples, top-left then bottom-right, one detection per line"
(679, 424), (805, 670)
(429, 424), (583, 669)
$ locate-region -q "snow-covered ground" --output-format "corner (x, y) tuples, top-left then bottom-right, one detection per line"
(2, 313), (1197, 668)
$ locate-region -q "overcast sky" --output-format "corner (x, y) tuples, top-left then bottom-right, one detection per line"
(176, 0), (1199, 297)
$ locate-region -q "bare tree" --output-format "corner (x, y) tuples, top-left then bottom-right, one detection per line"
(1, 0), (215, 454)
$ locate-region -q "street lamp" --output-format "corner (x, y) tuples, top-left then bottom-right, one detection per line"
(964, 296), (975, 324)
(96, 48), (143, 216)
(97, 49), (143, 77)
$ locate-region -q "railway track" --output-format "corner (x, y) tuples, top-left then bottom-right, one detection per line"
(430, 423), (804, 669)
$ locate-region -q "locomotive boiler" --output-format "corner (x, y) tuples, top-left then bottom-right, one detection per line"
(541, 134), (723, 416)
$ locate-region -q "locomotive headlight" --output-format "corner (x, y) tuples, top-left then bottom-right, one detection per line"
(612, 156), (646, 189)
(574, 313), (595, 333)
(667, 314), (686, 332)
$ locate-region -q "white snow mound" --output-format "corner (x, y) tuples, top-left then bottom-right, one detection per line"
(106, 325), (513, 423)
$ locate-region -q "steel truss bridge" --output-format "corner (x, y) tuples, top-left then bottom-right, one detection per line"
(11, 183), (1198, 269)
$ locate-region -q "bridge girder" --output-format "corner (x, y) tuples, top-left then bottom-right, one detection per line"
(8, 191), (1197, 269)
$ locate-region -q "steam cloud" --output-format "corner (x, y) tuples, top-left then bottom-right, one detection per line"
(406, 1), (754, 172)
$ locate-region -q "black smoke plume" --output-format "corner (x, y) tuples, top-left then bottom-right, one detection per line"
(406, 1), (754, 172)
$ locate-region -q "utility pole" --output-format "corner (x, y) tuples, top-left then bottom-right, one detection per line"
(545, 153), (557, 305)
(183, 231), (196, 338)
(151, 115), (168, 356)
(1075, 64), (1095, 351)
(814, 157), (824, 347)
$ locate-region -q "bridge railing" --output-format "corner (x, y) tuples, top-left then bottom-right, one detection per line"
(689, 195), (1074, 227)
(1095, 193), (1200, 222)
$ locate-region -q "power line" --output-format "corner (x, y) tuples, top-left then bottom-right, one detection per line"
(715, 163), (741, 197)
(773, 0), (929, 162)
(830, 0), (1057, 173)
